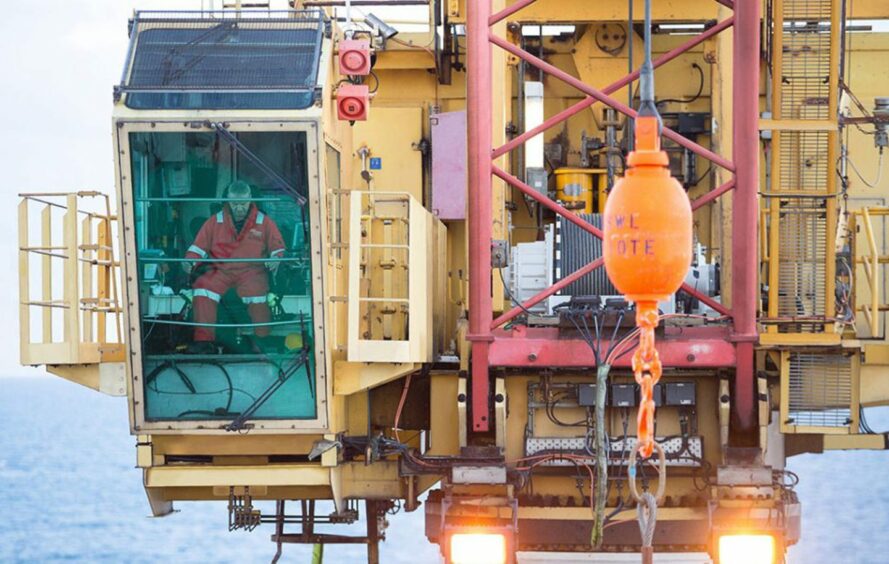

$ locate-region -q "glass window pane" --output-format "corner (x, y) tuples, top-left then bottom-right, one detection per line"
(129, 129), (316, 424)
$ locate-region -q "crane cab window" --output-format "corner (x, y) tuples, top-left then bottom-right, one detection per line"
(129, 129), (316, 425)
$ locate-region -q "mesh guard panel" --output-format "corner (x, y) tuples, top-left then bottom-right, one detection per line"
(787, 352), (853, 430)
(119, 10), (325, 109)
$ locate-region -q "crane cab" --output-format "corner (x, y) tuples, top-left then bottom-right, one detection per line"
(112, 11), (331, 432)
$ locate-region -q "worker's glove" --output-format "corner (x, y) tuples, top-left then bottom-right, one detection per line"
(182, 261), (193, 275)
(266, 260), (280, 275)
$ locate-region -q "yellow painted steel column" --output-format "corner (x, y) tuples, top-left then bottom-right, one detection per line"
(63, 194), (80, 361)
(18, 200), (30, 364)
(42, 206), (52, 343)
(767, 0), (785, 328)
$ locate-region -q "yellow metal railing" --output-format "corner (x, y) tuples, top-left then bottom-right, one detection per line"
(347, 191), (434, 364)
(853, 207), (889, 338)
(764, 0), (842, 334)
(18, 192), (124, 366)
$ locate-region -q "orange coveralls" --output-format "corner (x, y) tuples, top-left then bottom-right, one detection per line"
(185, 204), (285, 342)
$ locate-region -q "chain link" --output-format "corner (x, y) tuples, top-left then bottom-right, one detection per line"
(632, 305), (662, 459)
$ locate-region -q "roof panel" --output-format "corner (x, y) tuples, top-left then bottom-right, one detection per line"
(119, 10), (326, 109)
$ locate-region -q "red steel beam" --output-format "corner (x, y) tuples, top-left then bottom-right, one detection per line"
(691, 179), (736, 211)
(489, 0), (538, 26)
(488, 326), (737, 368)
(680, 282), (732, 317)
(493, 165), (603, 239)
(494, 16), (735, 159)
(492, 258), (605, 329)
(730, 0), (761, 434)
(467, 0), (494, 432)
(489, 33), (736, 172)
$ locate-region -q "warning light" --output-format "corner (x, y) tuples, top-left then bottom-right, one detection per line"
(336, 83), (369, 121)
(718, 534), (776, 564)
(338, 38), (372, 76)
(449, 533), (507, 564)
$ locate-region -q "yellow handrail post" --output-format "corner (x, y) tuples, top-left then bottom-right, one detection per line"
(81, 214), (94, 343)
(42, 205), (53, 343)
(63, 194), (80, 360)
(862, 207), (880, 337)
(18, 199), (30, 364)
(97, 217), (109, 344)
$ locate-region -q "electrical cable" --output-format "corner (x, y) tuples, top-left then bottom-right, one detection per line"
(145, 361), (254, 419)
(390, 35), (436, 58)
(393, 372), (412, 442)
(544, 389), (588, 427)
(498, 267), (535, 318)
(656, 63), (705, 106)
(367, 70), (381, 94)
(393, 365), (429, 442)
(689, 163), (713, 188)
(847, 151), (884, 188)
(513, 453), (597, 516)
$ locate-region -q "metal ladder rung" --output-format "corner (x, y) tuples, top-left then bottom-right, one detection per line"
(22, 248), (69, 259)
(22, 300), (70, 309)
(78, 258), (120, 266)
(358, 297), (410, 304)
(360, 215), (410, 223)
(22, 245), (67, 251)
(81, 306), (122, 313)
(360, 244), (410, 249)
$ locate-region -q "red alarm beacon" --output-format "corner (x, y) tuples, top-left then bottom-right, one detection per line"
(337, 83), (369, 121)
(338, 38), (372, 76)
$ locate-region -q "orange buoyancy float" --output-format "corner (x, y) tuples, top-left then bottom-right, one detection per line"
(602, 116), (693, 306)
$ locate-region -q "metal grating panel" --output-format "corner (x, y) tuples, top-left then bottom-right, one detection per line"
(767, 0), (838, 332)
(778, 132), (829, 192)
(556, 213), (618, 296)
(120, 10), (325, 109)
(777, 202), (827, 330)
(525, 436), (703, 468)
(780, 20), (832, 121)
(787, 352), (852, 429)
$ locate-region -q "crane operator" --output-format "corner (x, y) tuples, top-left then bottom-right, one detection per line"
(183, 180), (286, 353)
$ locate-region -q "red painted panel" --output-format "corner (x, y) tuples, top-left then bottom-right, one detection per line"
(487, 326), (736, 368)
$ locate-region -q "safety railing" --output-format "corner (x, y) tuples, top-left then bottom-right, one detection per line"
(18, 192), (124, 366)
(347, 191), (433, 363)
(852, 207), (888, 338)
(762, 0), (842, 334)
